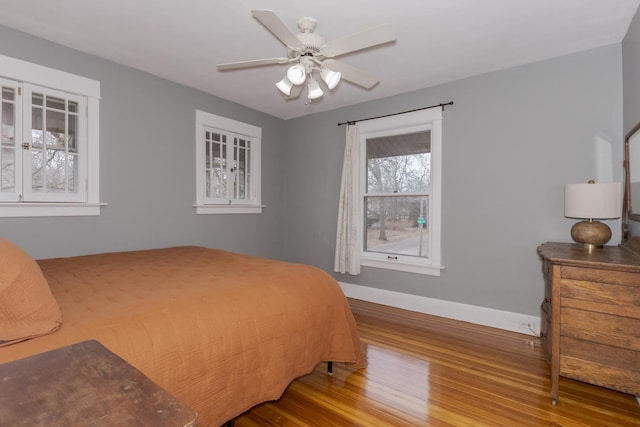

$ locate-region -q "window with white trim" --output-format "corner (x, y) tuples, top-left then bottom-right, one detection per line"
(0, 54), (101, 217)
(194, 110), (262, 214)
(358, 108), (443, 275)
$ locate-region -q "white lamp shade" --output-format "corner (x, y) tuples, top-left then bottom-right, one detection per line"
(307, 78), (324, 100)
(320, 68), (341, 90)
(564, 182), (621, 219)
(275, 77), (293, 96)
(286, 64), (306, 85)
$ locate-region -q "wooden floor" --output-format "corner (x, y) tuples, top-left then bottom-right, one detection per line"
(233, 299), (640, 426)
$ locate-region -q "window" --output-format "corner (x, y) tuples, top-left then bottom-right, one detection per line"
(0, 54), (101, 217)
(194, 110), (262, 214)
(358, 108), (443, 275)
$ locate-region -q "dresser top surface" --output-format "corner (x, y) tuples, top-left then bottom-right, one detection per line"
(537, 242), (640, 271)
(0, 340), (197, 426)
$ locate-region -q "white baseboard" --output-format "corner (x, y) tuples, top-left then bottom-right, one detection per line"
(339, 282), (541, 337)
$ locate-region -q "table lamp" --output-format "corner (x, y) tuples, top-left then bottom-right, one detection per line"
(564, 180), (621, 248)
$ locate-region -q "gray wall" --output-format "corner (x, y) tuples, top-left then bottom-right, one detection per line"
(283, 45), (623, 316)
(0, 25), (287, 260)
(0, 24), (626, 319)
(624, 6), (640, 133)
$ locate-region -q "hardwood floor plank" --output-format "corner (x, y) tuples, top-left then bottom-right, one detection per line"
(233, 299), (640, 426)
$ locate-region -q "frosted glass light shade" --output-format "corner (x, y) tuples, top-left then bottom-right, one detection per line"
(286, 64), (306, 85)
(275, 77), (294, 96)
(307, 78), (324, 100)
(320, 68), (341, 90)
(564, 182), (621, 219)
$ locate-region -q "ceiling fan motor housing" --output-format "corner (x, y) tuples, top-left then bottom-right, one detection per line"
(295, 33), (325, 56)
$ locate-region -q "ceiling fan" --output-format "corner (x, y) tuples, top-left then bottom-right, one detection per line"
(217, 9), (396, 103)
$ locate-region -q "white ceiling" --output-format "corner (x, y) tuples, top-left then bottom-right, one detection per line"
(0, 0), (638, 120)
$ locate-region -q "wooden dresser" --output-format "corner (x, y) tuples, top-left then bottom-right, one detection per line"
(537, 242), (640, 404)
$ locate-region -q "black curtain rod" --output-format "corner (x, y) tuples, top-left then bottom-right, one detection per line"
(337, 101), (454, 126)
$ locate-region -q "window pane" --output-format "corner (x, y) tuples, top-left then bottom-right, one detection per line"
(365, 195), (429, 258)
(1, 94), (15, 146)
(67, 153), (77, 192)
(68, 114), (78, 152)
(205, 141), (211, 168)
(45, 149), (67, 192)
(31, 149), (44, 192)
(1, 147), (15, 192)
(46, 96), (65, 111)
(32, 93), (43, 106)
(46, 109), (65, 147)
(2, 87), (14, 101)
(212, 143), (220, 164)
(206, 171), (211, 198)
(238, 169), (245, 199)
(32, 107), (43, 147)
(239, 144), (246, 169)
(366, 131), (431, 194)
(214, 169), (225, 198)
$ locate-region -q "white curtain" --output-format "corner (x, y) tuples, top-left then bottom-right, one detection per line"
(334, 124), (361, 275)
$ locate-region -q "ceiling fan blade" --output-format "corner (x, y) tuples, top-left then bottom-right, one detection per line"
(217, 57), (289, 71)
(323, 23), (395, 58)
(252, 9), (304, 50)
(323, 59), (379, 89)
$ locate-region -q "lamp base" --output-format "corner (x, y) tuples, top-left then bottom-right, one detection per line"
(570, 220), (611, 248)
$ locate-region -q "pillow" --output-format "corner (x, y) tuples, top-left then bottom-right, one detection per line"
(0, 238), (62, 346)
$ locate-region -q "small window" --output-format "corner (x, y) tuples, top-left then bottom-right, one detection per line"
(0, 54), (101, 217)
(194, 110), (262, 214)
(358, 108), (443, 275)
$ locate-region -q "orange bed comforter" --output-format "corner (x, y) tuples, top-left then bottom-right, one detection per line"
(0, 246), (365, 426)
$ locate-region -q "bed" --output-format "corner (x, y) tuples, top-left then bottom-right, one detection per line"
(0, 239), (365, 426)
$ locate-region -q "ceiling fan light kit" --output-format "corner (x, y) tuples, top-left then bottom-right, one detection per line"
(217, 9), (396, 104)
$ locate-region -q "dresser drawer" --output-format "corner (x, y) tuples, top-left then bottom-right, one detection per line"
(562, 265), (640, 286)
(560, 324), (640, 396)
(560, 354), (640, 395)
(560, 307), (640, 351)
(560, 279), (640, 319)
(560, 336), (640, 372)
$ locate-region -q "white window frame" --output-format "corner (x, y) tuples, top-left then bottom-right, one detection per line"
(357, 108), (443, 276)
(0, 77), (22, 203)
(194, 110), (263, 214)
(0, 54), (102, 217)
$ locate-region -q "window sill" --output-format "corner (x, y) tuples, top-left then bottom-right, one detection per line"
(361, 257), (444, 276)
(0, 202), (107, 218)
(194, 204), (265, 214)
